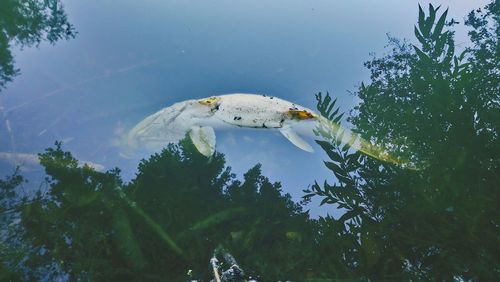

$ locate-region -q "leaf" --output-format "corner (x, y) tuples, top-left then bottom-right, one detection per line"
(345, 152), (362, 172)
(443, 36), (455, 65)
(317, 92), (329, 110)
(414, 26), (427, 46)
(413, 45), (432, 64)
(334, 171), (352, 185)
(429, 3), (435, 15)
(418, 5), (426, 34)
(432, 9), (448, 41)
(316, 140), (343, 162)
(434, 32), (447, 57)
(458, 49), (467, 61)
(303, 193), (316, 199)
(326, 97), (337, 116)
(346, 151), (361, 163)
(333, 113), (344, 124)
(316, 140), (334, 151)
(417, 5), (432, 37)
(426, 4), (436, 32)
(324, 182), (337, 193)
(335, 130), (345, 147)
(320, 197), (335, 206)
(324, 161), (343, 174)
(338, 209), (363, 223)
(329, 107), (340, 120)
(459, 63), (470, 69)
(312, 181), (321, 192)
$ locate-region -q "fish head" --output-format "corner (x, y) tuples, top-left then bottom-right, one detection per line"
(197, 96), (221, 112)
(282, 108), (320, 137)
(286, 109), (318, 120)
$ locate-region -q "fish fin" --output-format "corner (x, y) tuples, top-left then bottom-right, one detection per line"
(189, 126), (216, 157)
(279, 126), (314, 153)
(127, 101), (192, 149)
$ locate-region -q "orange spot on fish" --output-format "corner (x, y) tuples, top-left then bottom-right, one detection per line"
(287, 110), (316, 120)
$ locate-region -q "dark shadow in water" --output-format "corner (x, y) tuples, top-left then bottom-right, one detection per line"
(2, 140), (315, 281)
(0, 0), (76, 91)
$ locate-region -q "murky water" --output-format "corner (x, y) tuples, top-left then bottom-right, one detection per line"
(1, 0), (497, 280)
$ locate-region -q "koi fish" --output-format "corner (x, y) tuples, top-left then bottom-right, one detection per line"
(128, 93), (414, 168)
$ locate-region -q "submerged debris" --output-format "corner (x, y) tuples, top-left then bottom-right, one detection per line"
(209, 246), (249, 282)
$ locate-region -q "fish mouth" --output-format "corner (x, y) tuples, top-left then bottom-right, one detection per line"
(287, 109), (317, 120)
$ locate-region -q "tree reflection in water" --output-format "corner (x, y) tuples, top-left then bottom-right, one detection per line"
(0, 0), (76, 90)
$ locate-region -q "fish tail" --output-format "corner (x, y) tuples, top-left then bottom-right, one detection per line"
(316, 117), (426, 170)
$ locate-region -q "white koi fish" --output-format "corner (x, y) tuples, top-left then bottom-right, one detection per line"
(128, 94), (320, 156)
(127, 93), (410, 167)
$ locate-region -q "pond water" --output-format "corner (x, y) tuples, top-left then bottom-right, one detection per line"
(1, 0), (481, 209)
(0, 0), (494, 281)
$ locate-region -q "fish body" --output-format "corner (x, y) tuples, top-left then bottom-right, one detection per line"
(128, 93), (318, 156)
(205, 93), (316, 129)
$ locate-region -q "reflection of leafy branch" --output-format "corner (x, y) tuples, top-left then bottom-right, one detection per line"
(314, 92), (421, 169)
(0, 0), (76, 90)
(304, 4), (459, 229)
(0, 168), (31, 280)
(305, 3), (499, 280)
(116, 188), (184, 258)
(304, 92), (369, 226)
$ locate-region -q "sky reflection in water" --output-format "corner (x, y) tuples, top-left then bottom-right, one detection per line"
(0, 0), (487, 216)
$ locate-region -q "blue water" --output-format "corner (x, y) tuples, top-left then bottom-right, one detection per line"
(0, 0), (485, 216)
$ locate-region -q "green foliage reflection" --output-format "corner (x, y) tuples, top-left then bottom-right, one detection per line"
(0, 0), (76, 90)
(3, 140), (314, 280)
(305, 2), (499, 280)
